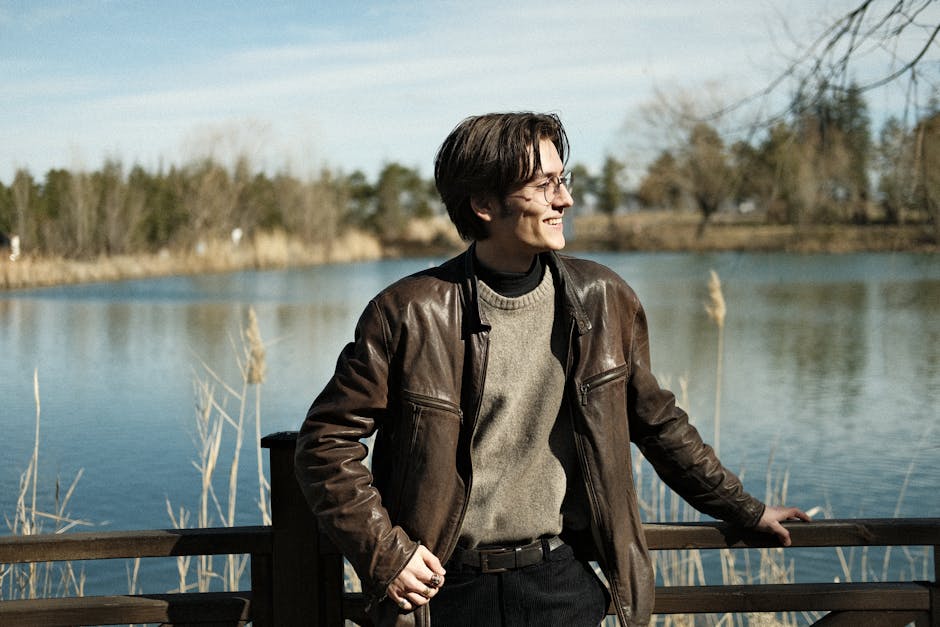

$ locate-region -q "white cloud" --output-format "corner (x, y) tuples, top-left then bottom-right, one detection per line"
(2, 0), (935, 183)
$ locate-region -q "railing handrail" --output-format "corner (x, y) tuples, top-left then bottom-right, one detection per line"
(3, 520), (937, 623)
(3, 518), (939, 561)
(644, 517), (940, 549)
(0, 526), (272, 564)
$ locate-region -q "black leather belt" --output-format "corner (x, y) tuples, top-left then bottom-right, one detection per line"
(454, 536), (565, 573)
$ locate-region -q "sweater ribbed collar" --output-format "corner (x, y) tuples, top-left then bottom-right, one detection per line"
(474, 254), (545, 298)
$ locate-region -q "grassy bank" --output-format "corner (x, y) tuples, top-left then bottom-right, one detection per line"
(0, 229), (385, 291)
(3, 213), (936, 291)
(573, 211), (940, 254)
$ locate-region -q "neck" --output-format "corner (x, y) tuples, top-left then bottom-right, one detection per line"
(473, 241), (537, 273)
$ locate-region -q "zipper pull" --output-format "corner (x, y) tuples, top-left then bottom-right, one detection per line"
(580, 383), (589, 406)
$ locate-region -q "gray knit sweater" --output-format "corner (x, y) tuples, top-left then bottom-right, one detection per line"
(459, 269), (585, 547)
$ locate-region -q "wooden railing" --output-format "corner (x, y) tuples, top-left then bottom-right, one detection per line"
(0, 431), (936, 626)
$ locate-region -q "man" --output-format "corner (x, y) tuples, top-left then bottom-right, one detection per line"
(295, 112), (808, 626)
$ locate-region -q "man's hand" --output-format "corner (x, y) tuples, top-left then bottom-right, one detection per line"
(386, 545), (446, 612)
(754, 505), (812, 546)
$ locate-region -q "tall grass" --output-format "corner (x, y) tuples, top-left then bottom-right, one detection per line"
(0, 370), (91, 601)
(637, 271), (935, 626)
(165, 306), (271, 594)
(830, 423), (935, 587)
(704, 269), (726, 458)
(0, 308), (274, 603)
(634, 272), (802, 627)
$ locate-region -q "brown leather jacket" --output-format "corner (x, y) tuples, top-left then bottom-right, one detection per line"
(295, 248), (765, 627)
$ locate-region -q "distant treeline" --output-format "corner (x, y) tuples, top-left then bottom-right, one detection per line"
(605, 85), (940, 234)
(1, 85), (938, 259)
(0, 157), (439, 259)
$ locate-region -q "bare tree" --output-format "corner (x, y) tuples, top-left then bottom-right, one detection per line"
(597, 156), (626, 218)
(719, 0), (939, 125)
(180, 158), (243, 246)
(11, 170), (34, 250)
(636, 151), (682, 210)
(682, 123), (737, 232)
(96, 160), (145, 254)
(67, 170), (95, 258)
(913, 110), (940, 235)
(631, 88), (743, 229)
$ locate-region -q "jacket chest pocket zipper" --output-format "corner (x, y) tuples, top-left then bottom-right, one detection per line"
(579, 364), (629, 405)
(401, 391), (463, 419)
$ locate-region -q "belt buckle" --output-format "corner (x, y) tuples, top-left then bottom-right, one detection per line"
(478, 546), (518, 574)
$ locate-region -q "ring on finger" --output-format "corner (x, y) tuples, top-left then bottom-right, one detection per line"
(421, 586), (433, 598)
(429, 574), (443, 587)
(398, 599), (409, 609)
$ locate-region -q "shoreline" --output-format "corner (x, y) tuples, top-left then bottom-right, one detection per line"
(571, 211), (940, 254)
(0, 229), (387, 291)
(3, 213), (937, 291)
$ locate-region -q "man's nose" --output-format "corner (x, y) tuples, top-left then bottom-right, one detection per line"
(554, 184), (573, 208)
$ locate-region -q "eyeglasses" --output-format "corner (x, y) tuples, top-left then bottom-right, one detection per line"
(531, 172), (573, 204)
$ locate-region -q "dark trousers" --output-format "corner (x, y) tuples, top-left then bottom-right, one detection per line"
(429, 543), (609, 627)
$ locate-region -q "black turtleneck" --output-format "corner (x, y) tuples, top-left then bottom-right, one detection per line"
(475, 255), (545, 298)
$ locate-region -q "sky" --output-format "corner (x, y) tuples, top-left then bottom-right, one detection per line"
(1, 0), (936, 185)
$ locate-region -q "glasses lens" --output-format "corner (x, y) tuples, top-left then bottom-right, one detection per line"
(543, 174), (572, 203)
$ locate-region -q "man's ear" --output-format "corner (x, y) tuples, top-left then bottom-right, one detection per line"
(470, 195), (495, 223)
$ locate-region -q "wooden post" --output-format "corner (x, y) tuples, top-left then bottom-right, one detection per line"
(931, 545), (939, 627)
(249, 551), (273, 627)
(263, 431), (345, 626)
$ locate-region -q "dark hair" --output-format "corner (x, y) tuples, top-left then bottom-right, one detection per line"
(434, 112), (569, 241)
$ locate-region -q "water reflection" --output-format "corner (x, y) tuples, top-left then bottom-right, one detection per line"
(759, 283), (868, 417)
(881, 280), (940, 379)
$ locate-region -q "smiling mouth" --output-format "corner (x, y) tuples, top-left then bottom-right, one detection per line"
(544, 217), (562, 226)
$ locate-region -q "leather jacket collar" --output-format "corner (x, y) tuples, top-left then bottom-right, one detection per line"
(460, 243), (592, 336)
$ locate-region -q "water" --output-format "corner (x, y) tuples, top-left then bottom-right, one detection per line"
(2, 251), (938, 595)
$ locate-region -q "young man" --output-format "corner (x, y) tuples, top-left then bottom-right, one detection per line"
(295, 112), (808, 627)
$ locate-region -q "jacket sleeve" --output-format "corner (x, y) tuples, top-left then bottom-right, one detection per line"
(626, 301), (765, 528)
(294, 299), (419, 599)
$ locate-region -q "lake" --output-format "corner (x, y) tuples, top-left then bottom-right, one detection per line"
(1, 251), (938, 596)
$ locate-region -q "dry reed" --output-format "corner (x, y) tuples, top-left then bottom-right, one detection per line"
(637, 273), (797, 627)
(1, 370), (91, 601)
(244, 308), (271, 525)
(705, 269), (726, 458)
(164, 306), (271, 593)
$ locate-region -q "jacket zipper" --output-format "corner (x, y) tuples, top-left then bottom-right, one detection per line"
(401, 390), (463, 418)
(567, 322), (630, 624)
(579, 363), (629, 405)
(440, 330), (488, 564)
